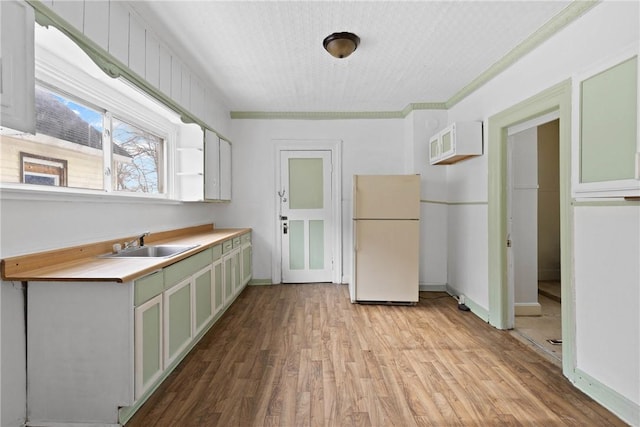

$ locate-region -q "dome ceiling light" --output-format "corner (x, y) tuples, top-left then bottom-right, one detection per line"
(323, 32), (360, 59)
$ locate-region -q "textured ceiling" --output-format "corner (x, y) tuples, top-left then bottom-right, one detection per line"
(130, 1), (572, 113)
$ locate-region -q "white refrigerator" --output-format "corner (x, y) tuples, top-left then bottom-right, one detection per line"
(351, 174), (420, 304)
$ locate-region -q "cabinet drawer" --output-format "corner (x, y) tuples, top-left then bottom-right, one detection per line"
(232, 237), (241, 248)
(241, 233), (251, 244)
(222, 239), (234, 254)
(164, 248), (213, 289)
(211, 244), (222, 261)
(134, 270), (164, 306)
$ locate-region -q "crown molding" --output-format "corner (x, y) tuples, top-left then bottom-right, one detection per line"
(445, 0), (600, 109)
(230, 110), (404, 120)
(231, 1), (599, 120)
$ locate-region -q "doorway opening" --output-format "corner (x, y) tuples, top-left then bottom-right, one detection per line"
(507, 114), (562, 363)
(272, 140), (342, 285)
(486, 80), (575, 378)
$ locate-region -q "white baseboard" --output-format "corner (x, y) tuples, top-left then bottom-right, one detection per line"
(514, 302), (542, 316)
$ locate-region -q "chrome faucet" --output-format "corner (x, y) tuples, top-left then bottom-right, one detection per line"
(124, 231), (150, 249)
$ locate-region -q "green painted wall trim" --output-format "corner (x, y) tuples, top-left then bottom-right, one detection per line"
(230, 110), (405, 120)
(230, 2), (597, 120)
(420, 199), (449, 205)
(573, 199), (640, 207)
(420, 199), (488, 205)
(574, 368), (640, 425)
(26, 1), (231, 142)
(448, 201), (489, 206)
(486, 79), (576, 380)
(249, 279), (272, 286)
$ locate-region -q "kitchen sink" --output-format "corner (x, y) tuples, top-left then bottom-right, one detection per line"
(102, 244), (199, 258)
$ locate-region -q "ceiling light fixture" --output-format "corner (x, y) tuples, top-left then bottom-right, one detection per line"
(323, 32), (360, 59)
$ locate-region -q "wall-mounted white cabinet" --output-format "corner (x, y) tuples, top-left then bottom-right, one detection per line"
(178, 127), (232, 202)
(204, 129), (232, 201)
(428, 121), (483, 165)
(0, 0), (35, 133)
(572, 43), (639, 198)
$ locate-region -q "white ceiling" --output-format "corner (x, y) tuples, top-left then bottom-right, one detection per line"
(130, 1), (571, 114)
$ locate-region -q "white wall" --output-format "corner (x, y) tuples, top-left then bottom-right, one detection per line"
(214, 115), (449, 287)
(407, 110), (449, 288)
(447, 0), (640, 416)
(574, 205), (640, 406)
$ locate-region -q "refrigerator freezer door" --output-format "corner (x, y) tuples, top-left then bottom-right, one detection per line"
(354, 219), (419, 302)
(353, 175), (420, 220)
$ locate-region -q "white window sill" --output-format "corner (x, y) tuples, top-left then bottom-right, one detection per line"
(0, 183), (185, 205)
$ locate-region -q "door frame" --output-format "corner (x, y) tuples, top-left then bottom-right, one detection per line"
(272, 140), (342, 284)
(506, 110), (560, 325)
(487, 80), (575, 379)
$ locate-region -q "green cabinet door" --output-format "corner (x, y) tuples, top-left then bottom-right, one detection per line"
(223, 255), (233, 305)
(164, 278), (193, 367)
(213, 259), (223, 314)
(193, 266), (213, 336)
(134, 294), (163, 400)
(233, 250), (242, 294)
(242, 244), (252, 286)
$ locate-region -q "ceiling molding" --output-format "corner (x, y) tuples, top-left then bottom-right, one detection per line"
(445, 0), (600, 109)
(230, 1), (599, 120)
(230, 111), (406, 120)
(230, 102), (448, 120)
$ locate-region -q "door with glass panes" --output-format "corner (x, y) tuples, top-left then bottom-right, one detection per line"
(279, 150), (333, 283)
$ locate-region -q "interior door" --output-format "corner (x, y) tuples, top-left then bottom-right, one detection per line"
(279, 150), (332, 283)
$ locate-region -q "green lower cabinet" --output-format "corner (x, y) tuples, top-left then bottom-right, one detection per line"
(233, 249), (242, 294)
(242, 243), (252, 286)
(194, 266), (213, 336)
(134, 294), (163, 400)
(164, 278), (193, 367)
(213, 260), (223, 314)
(223, 255), (233, 305)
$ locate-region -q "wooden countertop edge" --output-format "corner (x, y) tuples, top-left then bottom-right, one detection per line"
(1, 225), (251, 283)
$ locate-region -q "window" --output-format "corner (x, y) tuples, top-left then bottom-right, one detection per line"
(0, 24), (180, 199)
(112, 118), (164, 194)
(21, 152), (67, 186)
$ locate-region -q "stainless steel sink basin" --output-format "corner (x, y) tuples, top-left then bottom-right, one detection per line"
(102, 244), (199, 258)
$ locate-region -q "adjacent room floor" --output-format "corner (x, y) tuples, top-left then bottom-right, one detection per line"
(127, 284), (622, 426)
(514, 281), (562, 363)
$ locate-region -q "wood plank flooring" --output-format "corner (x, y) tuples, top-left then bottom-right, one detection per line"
(126, 284), (624, 426)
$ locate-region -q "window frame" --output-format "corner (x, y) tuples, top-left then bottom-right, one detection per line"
(20, 152), (68, 187)
(0, 24), (180, 201)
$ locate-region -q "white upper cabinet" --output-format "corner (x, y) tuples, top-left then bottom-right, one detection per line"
(572, 43), (639, 198)
(204, 129), (221, 200)
(428, 122), (483, 165)
(0, 0), (35, 134)
(203, 130), (232, 202)
(219, 138), (232, 201)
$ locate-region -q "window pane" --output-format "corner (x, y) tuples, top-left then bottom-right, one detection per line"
(0, 86), (105, 190)
(112, 118), (164, 194)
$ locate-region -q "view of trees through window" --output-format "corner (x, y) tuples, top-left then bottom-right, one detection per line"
(112, 118), (163, 194)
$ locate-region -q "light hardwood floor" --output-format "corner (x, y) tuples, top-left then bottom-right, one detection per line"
(126, 284), (624, 426)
